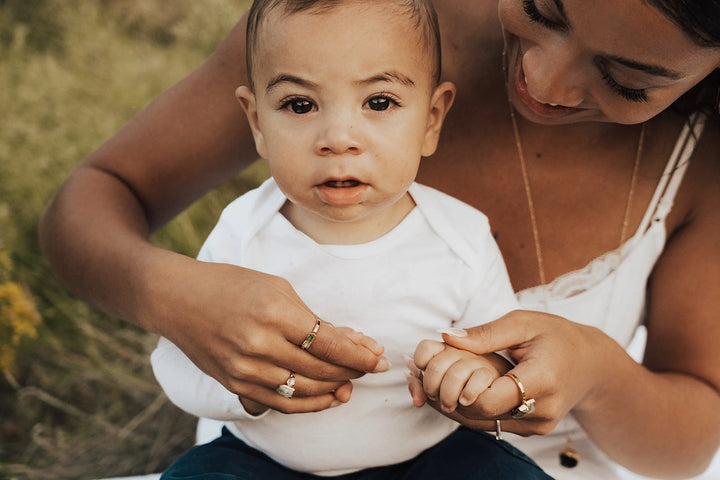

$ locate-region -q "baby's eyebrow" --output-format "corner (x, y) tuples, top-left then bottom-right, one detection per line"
(266, 74), (317, 91)
(355, 71), (416, 87)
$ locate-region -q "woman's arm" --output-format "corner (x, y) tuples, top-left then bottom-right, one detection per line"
(574, 124), (720, 477)
(39, 15), (387, 413)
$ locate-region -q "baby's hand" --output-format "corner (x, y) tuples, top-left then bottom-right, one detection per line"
(409, 340), (511, 413)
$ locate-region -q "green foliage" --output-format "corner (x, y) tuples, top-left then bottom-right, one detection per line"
(0, 1), (258, 478)
(0, 205), (41, 374)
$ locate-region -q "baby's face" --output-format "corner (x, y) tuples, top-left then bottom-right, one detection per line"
(239, 1), (448, 242)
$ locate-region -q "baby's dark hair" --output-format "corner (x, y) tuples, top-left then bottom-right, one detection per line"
(648, 0), (720, 114)
(245, 0), (442, 91)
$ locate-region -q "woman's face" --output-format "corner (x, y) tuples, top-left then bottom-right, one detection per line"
(499, 0), (720, 125)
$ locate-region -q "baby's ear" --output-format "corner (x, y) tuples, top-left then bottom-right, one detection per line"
(235, 85), (268, 158)
(421, 81), (456, 157)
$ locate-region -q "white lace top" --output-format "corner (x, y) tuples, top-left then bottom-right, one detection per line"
(508, 112), (708, 479)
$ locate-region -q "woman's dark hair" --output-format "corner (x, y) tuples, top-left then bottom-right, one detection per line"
(648, 0), (720, 114)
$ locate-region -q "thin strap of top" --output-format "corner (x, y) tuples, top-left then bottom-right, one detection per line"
(634, 111), (708, 238)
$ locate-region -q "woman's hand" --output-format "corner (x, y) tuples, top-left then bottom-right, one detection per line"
(146, 256), (390, 415)
(409, 310), (614, 436)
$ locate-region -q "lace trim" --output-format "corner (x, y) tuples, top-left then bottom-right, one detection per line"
(515, 242), (627, 304)
(516, 112), (705, 306)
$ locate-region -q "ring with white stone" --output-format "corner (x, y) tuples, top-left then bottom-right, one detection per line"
(276, 372), (296, 399)
(505, 372), (536, 419)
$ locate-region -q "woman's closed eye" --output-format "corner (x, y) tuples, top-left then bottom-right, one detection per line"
(595, 60), (649, 103)
(523, 0), (566, 32)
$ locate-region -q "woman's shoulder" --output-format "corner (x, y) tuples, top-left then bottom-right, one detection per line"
(655, 109), (720, 236)
(683, 112), (720, 210)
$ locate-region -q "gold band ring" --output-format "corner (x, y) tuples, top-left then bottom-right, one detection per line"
(301, 317), (321, 350)
(505, 372), (536, 419)
(276, 372), (296, 399)
(495, 420), (502, 441)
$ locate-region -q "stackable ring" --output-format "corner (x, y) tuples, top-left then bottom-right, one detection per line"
(276, 372), (296, 399)
(505, 372), (536, 419)
(301, 317), (321, 350)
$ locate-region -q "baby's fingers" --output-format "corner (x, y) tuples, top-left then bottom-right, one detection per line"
(438, 361), (495, 413)
(459, 367), (496, 406)
(413, 339), (446, 370)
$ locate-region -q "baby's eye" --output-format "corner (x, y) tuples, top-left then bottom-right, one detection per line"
(365, 95), (397, 111)
(282, 98), (315, 114)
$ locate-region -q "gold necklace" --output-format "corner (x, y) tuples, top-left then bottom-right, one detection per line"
(503, 49), (646, 468)
(508, 105), (646, 287)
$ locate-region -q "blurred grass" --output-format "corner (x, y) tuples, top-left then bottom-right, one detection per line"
(0, 1), (269, 478)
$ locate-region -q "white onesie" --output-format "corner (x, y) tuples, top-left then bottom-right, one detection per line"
(151, 179), (520, 476)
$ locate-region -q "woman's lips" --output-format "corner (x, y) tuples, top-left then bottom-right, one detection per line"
(316, 179), (368, 207)
(512, 47), (581, 119)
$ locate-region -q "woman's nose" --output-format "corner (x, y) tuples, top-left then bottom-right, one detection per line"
(314, 112), (363, 156)
(523, 44), (585, 108)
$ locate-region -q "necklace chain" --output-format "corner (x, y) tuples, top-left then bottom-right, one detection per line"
(506, 86), (645, 287)
(503, 49), (645, 468)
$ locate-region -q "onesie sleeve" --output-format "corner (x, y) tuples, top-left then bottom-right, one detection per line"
(150, 182), (282, 421)
(150, 337), (268, 420)
(454, 220), (520, 329)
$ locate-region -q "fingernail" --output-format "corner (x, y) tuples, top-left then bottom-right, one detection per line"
(373, 357), (391, 373)
(329, 400), (342, 408)
(436, 328), (467, 338)
(441, 404), (456, 413)
(459, 395), (473, 406)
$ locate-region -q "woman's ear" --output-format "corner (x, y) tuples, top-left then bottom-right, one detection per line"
(421, 81), (457, 157)
(235, 85), (268, 158)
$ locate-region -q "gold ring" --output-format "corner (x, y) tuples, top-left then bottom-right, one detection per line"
(495, 420), (502, 441)
(301, 317), (321, 350)
(505, 372), (536, 419)
(276, 372), (296, 399)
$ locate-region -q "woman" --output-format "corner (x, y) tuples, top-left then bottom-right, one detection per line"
(40, 0), (720, 478)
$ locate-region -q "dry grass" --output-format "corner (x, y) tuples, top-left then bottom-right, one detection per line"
(0, 1), (267, 478)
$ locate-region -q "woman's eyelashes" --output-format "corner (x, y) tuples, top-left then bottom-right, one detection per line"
(596, 61), (649, 103)
(522, 0), (566, 32)
(279, 94), (400, 114)
(522, 0), (650, 103)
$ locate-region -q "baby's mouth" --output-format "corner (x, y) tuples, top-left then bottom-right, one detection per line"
(322, 179), (362, 188)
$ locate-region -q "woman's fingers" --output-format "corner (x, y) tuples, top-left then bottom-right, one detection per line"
(255, 274), (389, 375)
(223, 355), (351, 397)
(236, 373), (356, 415)
(424, 311), (607, 436)
(439, 310), (541, 356)
(290, 320), (389, 374)
(237, 384), (349, 415)
(334, 326), (385, 357)
(165, 263), (390, 413)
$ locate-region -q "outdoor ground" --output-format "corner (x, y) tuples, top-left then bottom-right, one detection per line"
(0, 1), (262, 478)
